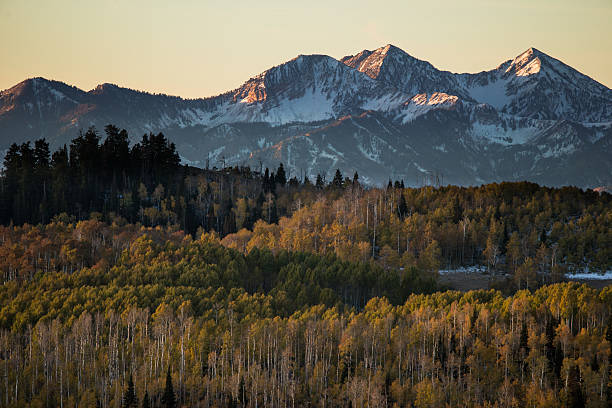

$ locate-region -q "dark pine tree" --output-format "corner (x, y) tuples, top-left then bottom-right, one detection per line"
(239, 376), (246, 406)
(288, 176), (300, 187)
(567, 364), (585, 408)
(101, 125), (130, 191)
(275, 163), (287, 186)
(315, 174), (324, 189)
(141, 390), (150, 408)
(0, 143), (21, 223)
(161, 366), (176, 408)
(33, 139), (51, 223)
(263, 168), (271, 192)
(332, 169), (344, 188)
(519, 322), (529, 352)
(269, 171), (276, 194)
(50, 145), (70, 214)
(545, 316), (562, 381)
(17, 142), (36, 224)
(123, 374), (137, 408)
(397, 193), (408, 219)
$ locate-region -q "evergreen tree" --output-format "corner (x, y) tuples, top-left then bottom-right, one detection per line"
(269, 171), (276, 194)
(567, 364), (585, 408)
(263, 168), (271, 192)
(101, 125), (130, 189)
(288, 176), (299, 187)
(545, 316), (562, 380)
(141, 391), (150, 408)
(332, 169), (343, 188)
(161, 366), (176, 408)
(123, 374), (138, 407)
(1, 143), (21, 222)
(519, 321), (529, 353)
(275, 163), (287, 186)
(315, 174), (324, 188)
(239, 376), (246, 405)
(397, 193), (408, 219)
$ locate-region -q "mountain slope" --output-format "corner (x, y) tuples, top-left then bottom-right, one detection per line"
(0, 45), (610, 188)
(342, 44), (612, 123)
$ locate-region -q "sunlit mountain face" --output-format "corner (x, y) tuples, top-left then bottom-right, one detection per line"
(1, 45), (611, 187)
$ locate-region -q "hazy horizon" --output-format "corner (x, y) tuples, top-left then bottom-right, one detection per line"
(1, 0), (611, 98)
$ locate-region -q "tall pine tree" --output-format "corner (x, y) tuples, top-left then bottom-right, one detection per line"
(123, 374), (137, 407)
(332, 169), (343, 188)
(161, 366), (176, 408)
(141, 390), (150, 408)
(567, 364), (585, 408)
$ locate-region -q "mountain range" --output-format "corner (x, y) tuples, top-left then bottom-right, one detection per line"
(1, 44), (611, 187)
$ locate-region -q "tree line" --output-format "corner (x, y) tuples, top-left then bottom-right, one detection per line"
(1, 125), (182, 225)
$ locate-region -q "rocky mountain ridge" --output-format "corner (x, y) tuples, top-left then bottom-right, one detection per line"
(1, 44), (610, 187)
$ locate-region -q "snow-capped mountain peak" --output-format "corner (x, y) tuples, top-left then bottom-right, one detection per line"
(503, 47), (559, 79)
(215, 53), (408, 125)
(341, 44), (456, 98)
(0, 45), (610, 188)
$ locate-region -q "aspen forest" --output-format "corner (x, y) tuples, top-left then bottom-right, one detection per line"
(0, 127), (610, 407)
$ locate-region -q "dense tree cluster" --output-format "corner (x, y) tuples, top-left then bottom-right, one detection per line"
(0, 221), (609, 407)
(0, 126), (182, 225)
(221, 183), (611, 290)
(0, 221), (436, 327)
(0, 252), (610, 407)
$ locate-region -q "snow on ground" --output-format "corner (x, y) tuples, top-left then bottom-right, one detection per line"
(566, 270), (612, 280)
(179, 155), (200, 166)
(438, 266), (612, 281)
(49, 88), (67, 102)
(397, 93), (459, 124)
(263, 88), (335, 124)
(363, 92), (406, 112)
(468, 79), (509, 109)
(357, 142), (380, 162)
(439, 265), (488, 275)
(470, 122), (537, 146)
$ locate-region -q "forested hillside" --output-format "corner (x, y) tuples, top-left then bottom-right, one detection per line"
(2, 126), (610, 284)
(0, 127), (611, 407)
(0, 242), (610, 407)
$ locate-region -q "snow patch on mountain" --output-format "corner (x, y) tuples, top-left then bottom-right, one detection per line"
(265, 88), (335, 124)
(470, 122), (538, 146)
(468, 79), (509, 109)
(397, 92), (460, 123)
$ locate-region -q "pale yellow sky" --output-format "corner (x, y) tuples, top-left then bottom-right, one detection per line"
(1, 0), (611, 98)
